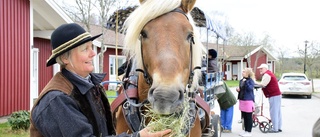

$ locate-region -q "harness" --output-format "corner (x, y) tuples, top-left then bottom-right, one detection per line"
(111, 8), (211, 135)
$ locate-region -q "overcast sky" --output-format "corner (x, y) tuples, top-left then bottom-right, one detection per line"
(55, 0), (319, 57)
(195, 0), (320, 57)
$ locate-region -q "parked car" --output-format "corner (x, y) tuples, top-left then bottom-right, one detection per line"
(278, 73), (312, 99)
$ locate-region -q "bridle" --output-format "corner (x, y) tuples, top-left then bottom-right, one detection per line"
(136, 8), (201, 90)
(135, 8), (201, 135)
(112, 8), (211, 136)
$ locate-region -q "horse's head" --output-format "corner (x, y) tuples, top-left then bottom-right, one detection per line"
(123, 0), (202, 115)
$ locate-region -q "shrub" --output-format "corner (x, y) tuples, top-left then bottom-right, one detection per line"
(8, 110), (30, 130)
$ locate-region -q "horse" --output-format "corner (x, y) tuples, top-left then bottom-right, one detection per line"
(111, 0), (211, 136)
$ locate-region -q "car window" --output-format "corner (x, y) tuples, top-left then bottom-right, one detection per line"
(283, 76), (306, 81)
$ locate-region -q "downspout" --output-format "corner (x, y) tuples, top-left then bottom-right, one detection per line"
(29, 0), (35, 110)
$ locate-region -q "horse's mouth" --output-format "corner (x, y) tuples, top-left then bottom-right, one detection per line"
(158, 110), (184, 117)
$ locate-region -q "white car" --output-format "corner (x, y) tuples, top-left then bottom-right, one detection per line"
(278, 73), (312, 99)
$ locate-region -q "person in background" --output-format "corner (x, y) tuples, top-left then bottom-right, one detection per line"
(216, 82), (237, 133)
(207, 49), (218, 73)
(206, 49), (236, 133)
(256, 63), (282, 133)
(29, 23), (171, 137)
(236, 68), (256, 137)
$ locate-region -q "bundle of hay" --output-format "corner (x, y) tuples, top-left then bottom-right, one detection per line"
(142, 98), (191, 137)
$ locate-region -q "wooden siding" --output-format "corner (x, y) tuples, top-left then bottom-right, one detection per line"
(252, 52), (267, 80)
(0, 0), (30, 116)
(34, 38), (53, 94)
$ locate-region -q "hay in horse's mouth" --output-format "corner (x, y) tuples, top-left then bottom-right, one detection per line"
(141, 99), (191, 137)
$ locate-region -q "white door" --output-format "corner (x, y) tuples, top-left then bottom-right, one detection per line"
(232, 64), (238, 80)
(109, 55), (126, 90)
(30, 48), (39, 109)
(226, 62), (232, 80)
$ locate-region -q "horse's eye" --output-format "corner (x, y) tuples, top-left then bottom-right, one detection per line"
(187, 33), (194, 43)
(140, 31), (147, 38)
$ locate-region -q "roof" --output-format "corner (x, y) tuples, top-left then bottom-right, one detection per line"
(33, 0), (73, 39)
(204, 43), (277, 61)
(76, 22), (125, 48)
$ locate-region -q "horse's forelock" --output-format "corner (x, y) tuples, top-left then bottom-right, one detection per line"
(123, 0), (181, 60)
(124, 0), (202, 88)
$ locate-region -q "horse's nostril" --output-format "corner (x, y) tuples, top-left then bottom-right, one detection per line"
(178, 90), (184, 101)
(148, 88), (155, 102)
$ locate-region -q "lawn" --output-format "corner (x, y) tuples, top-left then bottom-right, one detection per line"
(106, 90), (117, 103)
(0, 123), (29, 137)
(224, 80), (240, 87)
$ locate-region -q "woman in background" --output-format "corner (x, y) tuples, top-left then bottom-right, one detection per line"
(236, 68), (256, 137)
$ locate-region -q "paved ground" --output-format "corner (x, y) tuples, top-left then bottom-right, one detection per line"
(0, 115), (9, 124)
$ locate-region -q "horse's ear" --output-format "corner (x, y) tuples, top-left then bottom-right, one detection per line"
(181, 0), (196, 13)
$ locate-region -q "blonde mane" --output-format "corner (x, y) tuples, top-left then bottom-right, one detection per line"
(123, 0), (203, 87)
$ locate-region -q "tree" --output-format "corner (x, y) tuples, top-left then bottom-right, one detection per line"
(56, 0), (128, 73)
(298, 41), (320, 78)
(93, 0), (117, 73)
(276, 46), (290, 75)
(227, 32), (257, 68)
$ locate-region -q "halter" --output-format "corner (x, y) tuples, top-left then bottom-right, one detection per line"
(136, 8), (201, 89)
(135, 8), (201, 135)
(111, 7), (211, 136)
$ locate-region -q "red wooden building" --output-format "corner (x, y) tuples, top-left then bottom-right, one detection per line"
(0, 0), (126, 117)
(206, 43), (278, 81)
(1, 0), (31, 117)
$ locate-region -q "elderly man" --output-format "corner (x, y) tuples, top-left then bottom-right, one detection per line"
(257, 64), (282, 133)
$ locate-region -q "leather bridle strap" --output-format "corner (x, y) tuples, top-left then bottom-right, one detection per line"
(111, 88), (138, 112)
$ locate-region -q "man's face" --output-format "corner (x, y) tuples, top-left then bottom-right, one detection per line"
(259, 68), (267, 74)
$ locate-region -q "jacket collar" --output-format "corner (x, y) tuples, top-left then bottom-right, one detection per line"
(61, 68), (106, 95)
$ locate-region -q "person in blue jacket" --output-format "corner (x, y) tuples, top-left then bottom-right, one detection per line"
(236, 68), (256, 137)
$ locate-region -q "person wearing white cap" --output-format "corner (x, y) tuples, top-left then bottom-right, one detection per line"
(256, 63), (282, 133)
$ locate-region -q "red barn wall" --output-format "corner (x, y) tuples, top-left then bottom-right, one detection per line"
(0, 0), (30, 116)
(33, 38), (53, 94)
(101, 48), (123, 81)
(252, 51), (267, 80)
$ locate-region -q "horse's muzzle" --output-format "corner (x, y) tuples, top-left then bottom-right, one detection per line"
(148, 87), (185, 114)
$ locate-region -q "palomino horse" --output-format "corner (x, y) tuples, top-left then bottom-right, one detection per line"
(111, 0), (210, 136)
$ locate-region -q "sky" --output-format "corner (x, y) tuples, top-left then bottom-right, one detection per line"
(195, 0), (320, 57)
(55, 0), (319, 57)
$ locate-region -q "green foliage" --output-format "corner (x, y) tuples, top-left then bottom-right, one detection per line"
(7, 110), (30, 131)
(0, 122), (29, 137)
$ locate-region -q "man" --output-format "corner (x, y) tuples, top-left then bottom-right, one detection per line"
(257, 63), (282, 133)
(30, 23), (171, 137)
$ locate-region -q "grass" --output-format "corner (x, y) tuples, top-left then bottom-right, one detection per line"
(106, 90), (117, 103)
(224, 80), (240, 87)
(0, 123), (29, 137)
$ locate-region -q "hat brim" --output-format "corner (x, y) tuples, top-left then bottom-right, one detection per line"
(46, 33), (102, 66)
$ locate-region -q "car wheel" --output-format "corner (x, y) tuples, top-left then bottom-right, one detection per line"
(307, 95), (312, 99)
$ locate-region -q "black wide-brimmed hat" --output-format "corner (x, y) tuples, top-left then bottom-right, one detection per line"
(46, 23), (102, 66)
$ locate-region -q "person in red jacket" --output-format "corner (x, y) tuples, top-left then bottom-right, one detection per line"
(256, 64), (282, 133)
